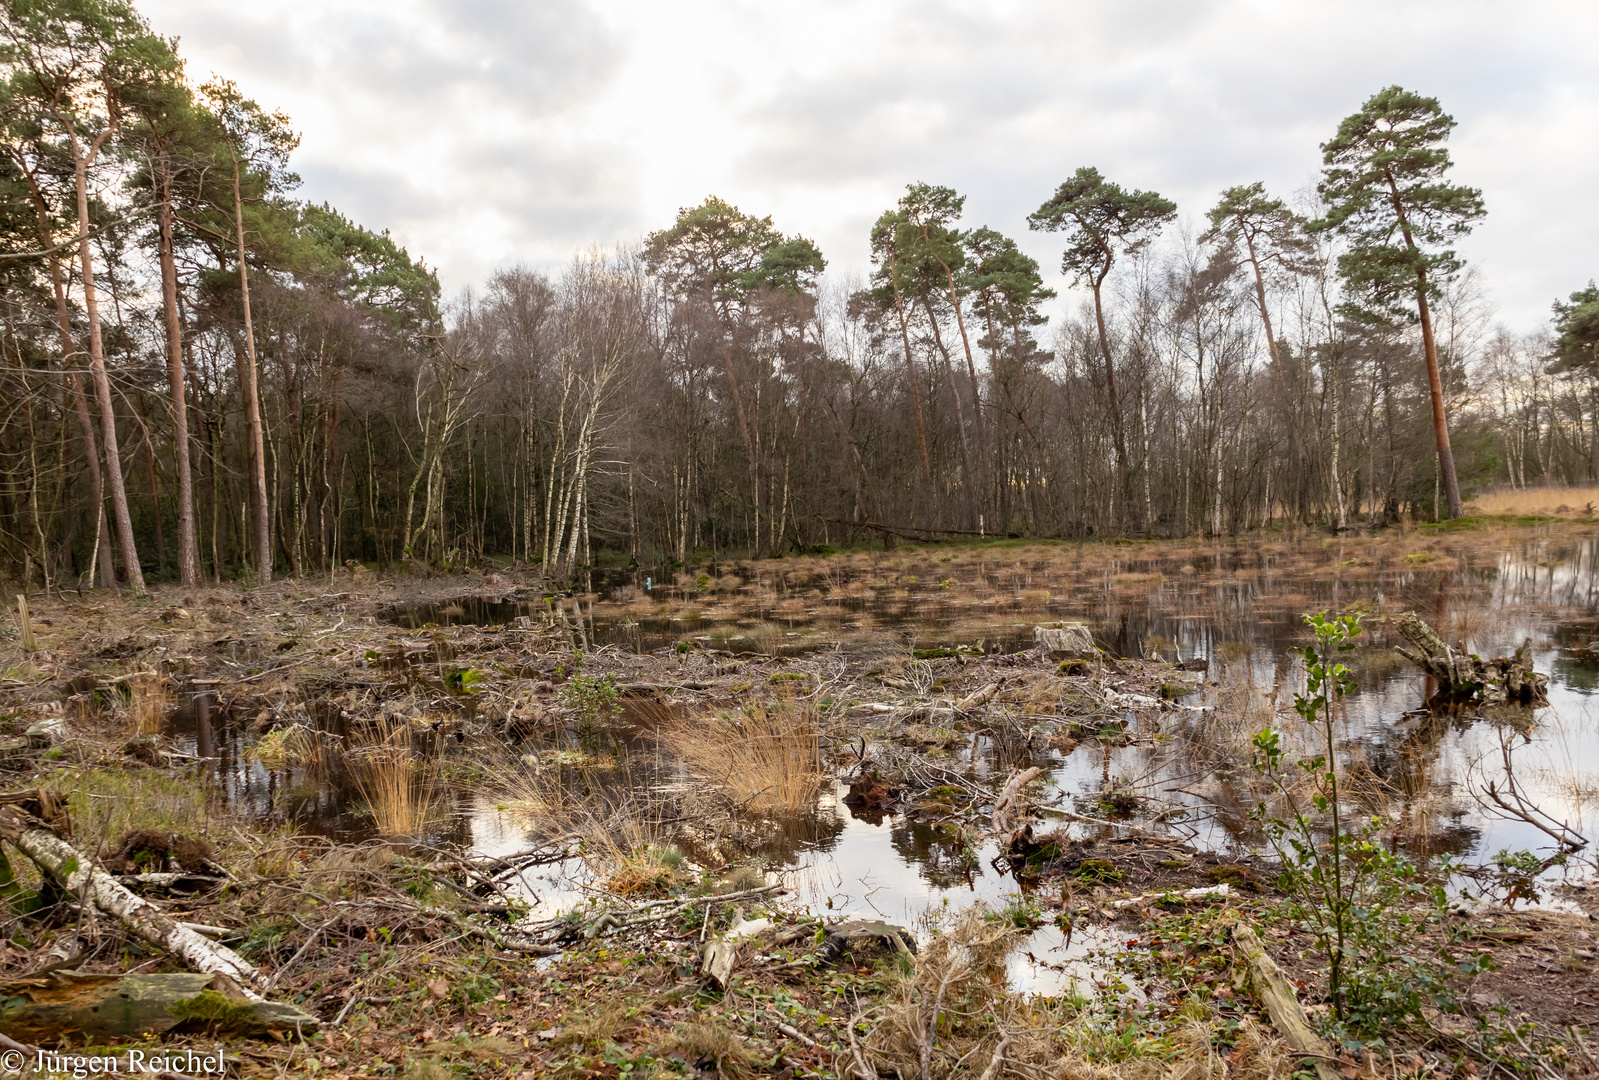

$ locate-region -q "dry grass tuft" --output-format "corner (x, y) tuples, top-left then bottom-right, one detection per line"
(126, 673), (171, 735)
(851, 903), (1306, 1080)
(672, 1019), (751, 1077)
(666, 698), (823, 816)
(345, 714), (440, 837)
(485, 748), (689, 894)
(1468, 485), (1599, 517)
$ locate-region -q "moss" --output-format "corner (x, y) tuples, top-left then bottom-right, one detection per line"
(168, 989), (260, 1026)
(1158, 682), (1196, 700)
(1204, 864), (1260, 891)
(1075, 859), (1123, 884)
(1420, 513), (1558, 533)
(913, 647), (959, 659)
(1057, 658), (1089, 676)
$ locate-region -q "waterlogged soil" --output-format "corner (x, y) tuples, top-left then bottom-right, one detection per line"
(4, 523), (1599, 1076)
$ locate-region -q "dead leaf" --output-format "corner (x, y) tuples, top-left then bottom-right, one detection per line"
(427, 978), (449, 999)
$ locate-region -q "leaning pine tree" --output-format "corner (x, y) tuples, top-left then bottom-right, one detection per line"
(1316, 85), (1485, 520)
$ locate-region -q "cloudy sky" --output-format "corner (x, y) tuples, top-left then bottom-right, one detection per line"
(142, 0), (1597, 332)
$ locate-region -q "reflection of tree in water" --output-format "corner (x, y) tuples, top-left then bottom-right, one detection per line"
(1352, 704), (1483, 862)
(733, 805), (848, 868)
(890, 818), (980, 889)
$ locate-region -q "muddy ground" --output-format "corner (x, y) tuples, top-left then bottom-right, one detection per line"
(1, 531), (1597, 1079)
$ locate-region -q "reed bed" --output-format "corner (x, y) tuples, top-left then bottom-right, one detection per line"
(1468, 485), (1599, 517)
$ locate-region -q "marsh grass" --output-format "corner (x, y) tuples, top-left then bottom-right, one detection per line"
(485, 747), (688, 893)
(1468, 485), (1599, 518)
(125, 673), (171, 735)
(667, 697), (823, 816)
(346, 714), (440, 837)
(65, 766), (209, 846)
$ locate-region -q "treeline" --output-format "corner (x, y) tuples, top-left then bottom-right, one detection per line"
(2, 0), (1597, 593)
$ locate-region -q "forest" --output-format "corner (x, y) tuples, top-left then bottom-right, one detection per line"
(3, 0), (1599, 595)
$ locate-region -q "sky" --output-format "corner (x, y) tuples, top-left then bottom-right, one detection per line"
(141, 0), (1599, 334)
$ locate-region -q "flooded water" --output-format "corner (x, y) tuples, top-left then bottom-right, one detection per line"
(187, 532), (1599, 993)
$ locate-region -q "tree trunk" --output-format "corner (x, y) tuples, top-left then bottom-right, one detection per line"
(887, 247), (932, 483)
(230, 153), (272, 583)
(72, 145), (144, 596)
(27, 181), (114, 588)
(1089, 268), (1131, 526)
(1415, 273), (1464, 519)
(158, 165), (200, 585)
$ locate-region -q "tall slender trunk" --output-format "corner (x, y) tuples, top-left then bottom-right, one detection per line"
(936, 257), (990, 521)
(1089, 265), (1131, 525)
(920, 296), (974, 523)
(1329, 357), (1346, 529)
(230, 152), (272, 582)
(1239, 224), (1282, 367)
(28, 184), (114, 587)
(157, 162), (200, 585)
(71, 134), (145, 595)
(1385, 173), (1463, 519)
(886, 247), (932, 483)
(1414, 276), (1463, 518)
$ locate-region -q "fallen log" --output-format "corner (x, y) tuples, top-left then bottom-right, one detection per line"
(0, 969), (317, 1041)
(954, 681), (1001, 713)
(1231, 924), (1340, 1080)
(0, 798), (268, 997)
(1393, 613), (1547, 706)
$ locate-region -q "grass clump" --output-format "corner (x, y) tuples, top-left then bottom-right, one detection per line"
(64, 767), (208, 842)
(666, 698), (822, 815)
(124, 673), (171, 735)
(346, 715), (440, 838)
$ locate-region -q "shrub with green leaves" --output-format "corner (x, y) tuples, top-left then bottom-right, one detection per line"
(1251, 611), (1485, 1037)
(559, 669), (621, 732)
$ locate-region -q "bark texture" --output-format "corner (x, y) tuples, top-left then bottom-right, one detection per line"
(1231, 923), (1341, 1080)
(1393, 612), (1547, 706)
(0, 970), (316, 1041)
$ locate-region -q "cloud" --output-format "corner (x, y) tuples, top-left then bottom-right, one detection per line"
(141, 0), (1599, 332)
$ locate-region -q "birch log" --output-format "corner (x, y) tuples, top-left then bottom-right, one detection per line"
(0, 806), (268, 997)
(1231, 924), (1340, 1080)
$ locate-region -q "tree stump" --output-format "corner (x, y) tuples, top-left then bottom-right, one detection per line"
(1393, 613), (1547, 707)
(1034, 624), (1095, 657)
